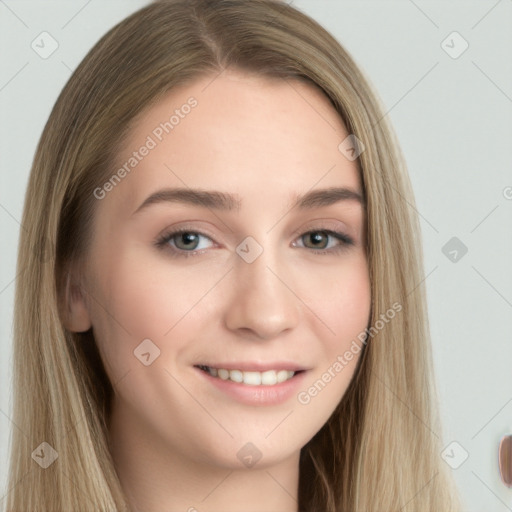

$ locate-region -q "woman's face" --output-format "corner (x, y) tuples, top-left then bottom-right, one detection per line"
(71, 70), (371, 471)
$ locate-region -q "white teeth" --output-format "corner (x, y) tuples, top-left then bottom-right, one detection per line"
(261, 370), (277, 385)
(229, 370), (244, 383)
(277, 370), (293, 383)
(242, 371), (261, 385)
(217, 368), (229, 380)
(202, 366), (297, 386)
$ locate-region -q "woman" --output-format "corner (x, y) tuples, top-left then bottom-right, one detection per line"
(5, 0), (462, 510)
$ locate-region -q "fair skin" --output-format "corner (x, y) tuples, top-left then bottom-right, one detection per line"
(64, 70), (371, 512)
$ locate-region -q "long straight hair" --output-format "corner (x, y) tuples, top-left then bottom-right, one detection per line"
(4, 0), (462, 510)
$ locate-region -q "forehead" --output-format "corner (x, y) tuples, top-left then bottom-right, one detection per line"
(104, 70), (362, 215)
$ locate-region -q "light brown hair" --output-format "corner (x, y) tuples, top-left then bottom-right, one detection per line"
(4, 0), (462, 510)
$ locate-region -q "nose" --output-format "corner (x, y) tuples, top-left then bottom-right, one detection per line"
(223, 244), (300, 340)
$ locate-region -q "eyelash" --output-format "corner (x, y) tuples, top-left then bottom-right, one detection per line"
(154, 226), (354, 258)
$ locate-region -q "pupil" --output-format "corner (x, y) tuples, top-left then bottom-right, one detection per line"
(180, 233), (197, 248)
(309, 232), (326, 248)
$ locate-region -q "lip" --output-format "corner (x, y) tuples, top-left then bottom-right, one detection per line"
(194, 361), (308, 372)
(193, 366), (309, 406)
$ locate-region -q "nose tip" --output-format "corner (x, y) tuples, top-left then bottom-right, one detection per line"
(223, 244), (300, 340)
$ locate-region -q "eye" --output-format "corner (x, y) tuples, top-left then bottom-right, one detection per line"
(155, 229), (214, 256)
(154, 226), (354, 258)
(293, 230), (354, 254)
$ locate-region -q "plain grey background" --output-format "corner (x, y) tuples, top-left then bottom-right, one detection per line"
(1, 1), (511, 510)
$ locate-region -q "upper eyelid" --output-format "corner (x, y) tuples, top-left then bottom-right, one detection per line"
(289, 220), (350, 239)
(160, 218), (352, 239)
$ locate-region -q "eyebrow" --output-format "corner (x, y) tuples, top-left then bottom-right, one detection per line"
(131, 186), (364, 216)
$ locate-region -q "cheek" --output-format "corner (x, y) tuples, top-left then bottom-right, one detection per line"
(86, 247), (219, 372)
(329, 260), (371, 347)
(300, 253), (371, 389)
(299, 252), (371, 343)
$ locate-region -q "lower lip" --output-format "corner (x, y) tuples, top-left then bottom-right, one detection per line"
(194, 367), (308, 406)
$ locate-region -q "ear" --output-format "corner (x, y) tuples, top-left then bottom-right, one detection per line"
(61, 267), (92, 333)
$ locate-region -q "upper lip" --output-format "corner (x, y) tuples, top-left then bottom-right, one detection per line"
(195, 361), (308, 372)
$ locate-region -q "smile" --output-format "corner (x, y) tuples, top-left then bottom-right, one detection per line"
(195, 365), (299, 386)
